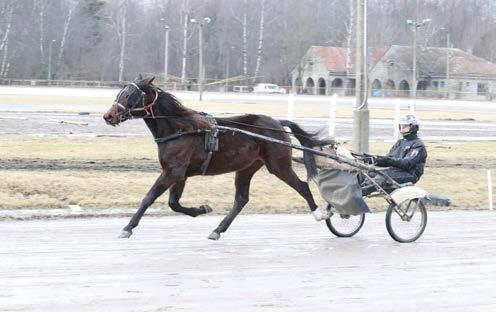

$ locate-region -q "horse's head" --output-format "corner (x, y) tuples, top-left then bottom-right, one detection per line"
(103, 76), (157, 126)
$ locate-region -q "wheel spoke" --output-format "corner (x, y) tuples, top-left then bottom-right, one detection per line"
(386, 199), (427, 243)
(326, 209), (365, 238)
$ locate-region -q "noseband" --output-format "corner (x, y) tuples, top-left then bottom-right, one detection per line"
(112, 83), (159, 122)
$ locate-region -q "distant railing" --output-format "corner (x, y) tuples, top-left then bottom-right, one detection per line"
(0, 78), (126, 88)
(2, 78), (493, 101)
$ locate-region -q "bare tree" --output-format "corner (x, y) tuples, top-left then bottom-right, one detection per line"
(180, 0), (190, 85)
(118, 0), (128, 82)
(37, 0), (48, 68)
(55, 0), (80, 77)
(252, 0), (265, 82)
(1, 0), (495, 85)
(242, 0), (248, 78)
(345, 0), (355, 76)
(0, 0), (14, 77)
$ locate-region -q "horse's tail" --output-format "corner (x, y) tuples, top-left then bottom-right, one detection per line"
(279, 119), (323, 180)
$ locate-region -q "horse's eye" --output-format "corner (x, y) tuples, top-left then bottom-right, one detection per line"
(125, 94), (130, 99)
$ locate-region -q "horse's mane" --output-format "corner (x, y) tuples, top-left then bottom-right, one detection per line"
(151, 83), (211, 130)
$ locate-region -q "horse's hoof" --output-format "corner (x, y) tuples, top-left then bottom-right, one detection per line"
(312, 210), (324, 221)
(312, 209), (331, 221)
(207, 232), (221, 240)
(118, 230), (132, 238)
(201, 204), (213, 214)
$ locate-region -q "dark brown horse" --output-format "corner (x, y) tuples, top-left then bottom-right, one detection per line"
(103, 77), (330, 240)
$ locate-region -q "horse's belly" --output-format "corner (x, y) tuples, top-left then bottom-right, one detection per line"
(203, 143), (261, 174)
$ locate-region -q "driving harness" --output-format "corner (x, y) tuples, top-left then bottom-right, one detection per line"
(154, 113), (219, 176)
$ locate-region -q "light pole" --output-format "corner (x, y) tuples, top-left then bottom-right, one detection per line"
(160, 18), (170, 85)
(48, 39), (56, 81)
(406, 15), (431, 113)
(190, 17), (211, 101)
(353, 0), (369, 153)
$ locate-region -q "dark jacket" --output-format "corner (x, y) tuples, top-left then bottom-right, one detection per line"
(376, 134), (427, 182)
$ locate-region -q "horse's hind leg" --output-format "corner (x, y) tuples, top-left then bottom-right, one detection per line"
(264, 158), (328, 221)
(169, 180), (213, 217)
(208, 161), (264, 240)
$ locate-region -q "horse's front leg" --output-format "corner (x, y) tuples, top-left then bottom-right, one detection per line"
(208, 161), (263, 240)
(119, 172), (175, 238)
(168, 180), (213, 217)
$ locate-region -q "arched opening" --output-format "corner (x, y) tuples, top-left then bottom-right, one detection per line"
(417, 80), (428, 97)
(371, 79), (382, 96)
(294, 77), (303, 94)
(399, 80), (410, 97)
(385, 79), (396, 97)
(417, 80), (428, 90)
(346, 78), (356, 96)
(305, 78), (315, 95)
(318, 78), (326, 95)
(330, 78), (344, 95)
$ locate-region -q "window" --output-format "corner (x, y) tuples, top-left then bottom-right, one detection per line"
(440, 81), (445, 88)
(466, 82), (470, 87)
(477, 83), (488, 95)
(433, 81), (439, 88)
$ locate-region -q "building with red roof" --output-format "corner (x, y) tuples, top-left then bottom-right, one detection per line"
(291, 45), (496, 100)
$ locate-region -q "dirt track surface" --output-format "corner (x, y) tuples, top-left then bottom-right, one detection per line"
(1, 212), (496, 311)
(0, 158), (161, 172)
(1, 157), (493, 171)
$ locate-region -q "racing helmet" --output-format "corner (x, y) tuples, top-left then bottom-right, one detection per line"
(399, 114), (419, 136)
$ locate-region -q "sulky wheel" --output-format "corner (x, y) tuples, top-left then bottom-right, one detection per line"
(385, 198), (427, 243)
(325, 210), (365, 238)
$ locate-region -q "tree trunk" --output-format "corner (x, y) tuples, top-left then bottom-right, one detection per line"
(56, 0), (79, 78)
(118, 0), (128, 82)
(345, 0), (355, 95)
(180, 0), (189, 85)
(242, 0), (248, 79)
(0, 2), (13, 77)
(38, 0), (47, 70)
(252, 0), (265, 83)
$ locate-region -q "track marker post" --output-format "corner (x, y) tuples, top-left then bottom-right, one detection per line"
(328, 93), (337, 137)
(488, 170), (494, 211)
(287, 92), (295, 121)
(394, 101), (400, 140)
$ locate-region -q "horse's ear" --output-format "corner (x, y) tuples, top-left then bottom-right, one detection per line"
(138, 73), (143, 80)
(144, 76), (155, 85)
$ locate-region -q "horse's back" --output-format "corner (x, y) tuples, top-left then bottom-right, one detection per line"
(218, 114), (288, 139)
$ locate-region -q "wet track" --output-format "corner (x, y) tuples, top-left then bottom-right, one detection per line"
(1, 212), (496, 311)
(1, 111), (495, 141)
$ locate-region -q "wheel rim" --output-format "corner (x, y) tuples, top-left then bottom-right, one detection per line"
(388, 199), (426, 242)
(327, 213), (365, 236)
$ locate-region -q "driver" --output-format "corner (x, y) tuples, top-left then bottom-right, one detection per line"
(362, 114), (427, 196)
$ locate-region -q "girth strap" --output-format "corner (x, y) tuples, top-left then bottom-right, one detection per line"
(200, 115), (219, 175)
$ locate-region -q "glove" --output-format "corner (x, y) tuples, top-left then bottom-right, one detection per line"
(375, 156), (390, 166)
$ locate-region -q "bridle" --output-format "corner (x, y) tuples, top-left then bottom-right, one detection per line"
(112, 82), (159, 122)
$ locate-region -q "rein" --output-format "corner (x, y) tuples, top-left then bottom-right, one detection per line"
(114, 84), (317, 143)
(154, 129), (209, 144)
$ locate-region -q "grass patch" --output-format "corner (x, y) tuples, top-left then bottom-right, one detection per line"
(0, 136), (494, 210)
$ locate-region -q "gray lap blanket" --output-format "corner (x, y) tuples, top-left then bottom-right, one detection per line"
(316, 169), (371, 215)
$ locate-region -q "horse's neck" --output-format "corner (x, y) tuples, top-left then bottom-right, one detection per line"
(144, 118), (175, 139)
(143, 92), (210, 138)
